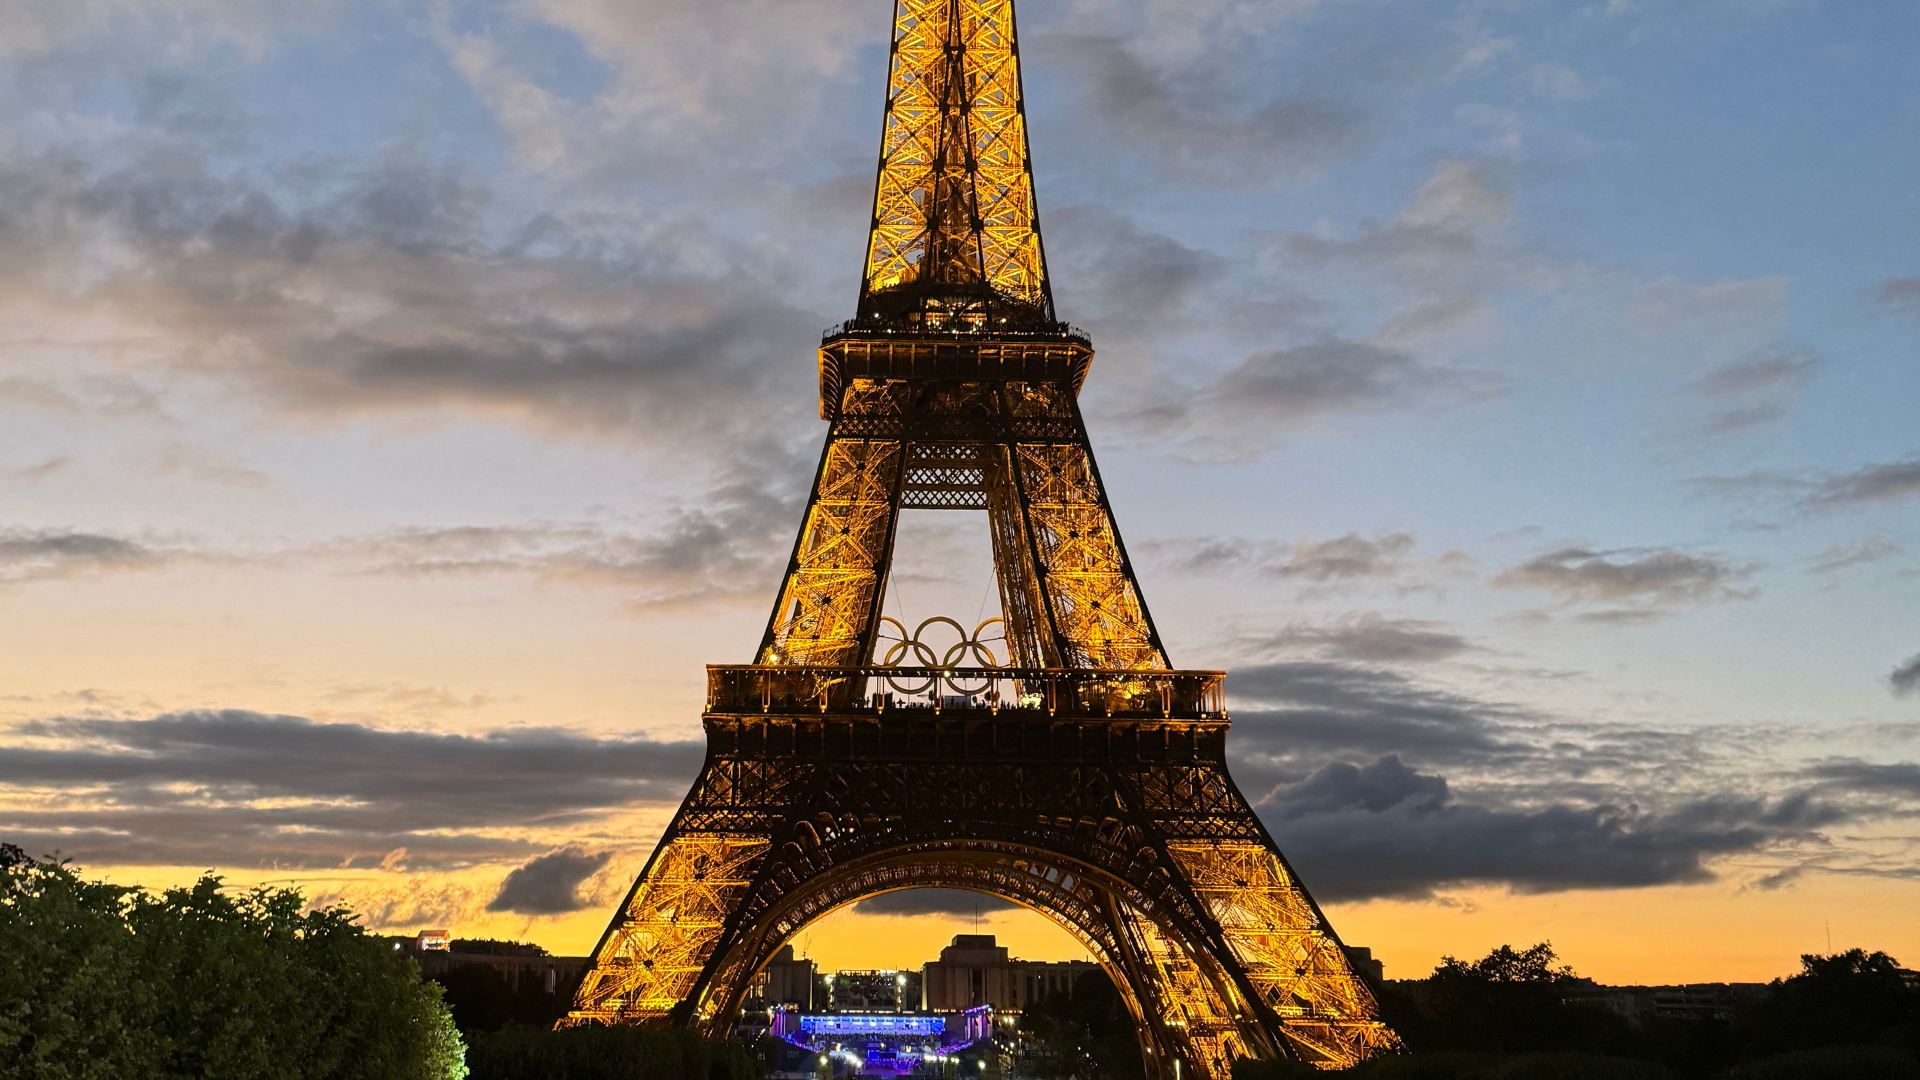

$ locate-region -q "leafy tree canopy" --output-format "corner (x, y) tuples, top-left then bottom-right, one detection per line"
(0, 844), (466, 1080)
(1433, 942), (1581, 986)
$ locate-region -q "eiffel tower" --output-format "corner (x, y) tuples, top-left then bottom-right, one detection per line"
(568, 0), (1399, 1071)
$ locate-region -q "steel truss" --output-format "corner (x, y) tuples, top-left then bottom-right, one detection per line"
(572, 0), (1400, 1070)
(570, 711), (1399, 1073)
(863, 0), (1049, 319)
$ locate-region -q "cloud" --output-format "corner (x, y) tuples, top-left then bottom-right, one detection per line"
(1685, 346), (1821, 434)
(334, 515), (788, 608)
(1150, 532), (1427, 587)
(1495, 546), (1755, 611)
(1226, 661), (1530, 776)
(1879, 277), (1920, 319)
(1217, 341), (1503, 424)
(1808, 536), (1902, 574)
(1692, 458), (1920, 515)
(1262, 755), (1841, 901)
(1047, 207), (1228, 336)
(488, 846), (613, 915)
(1274, 532), (1418, 582)
(1242, 614), (1476, 664)
(855, 889), (1019, 918)
(0, 151), (823, 449)
(1087, 160), (1527, 459)
(1133, 342), (1504, 458)
(0, 530), (163, 583)
(0, 710), (700, 869)
(311, 879), (493, 933)
(495, 0), (879, 167)
(1268, 160), (1540, 306)
(1041, 33), (1367, 185)
(1805, 758), (1920, 797)
(0, 482), (800, 607)
(1803, 458), (1920, 510)
(1891, 655), (1920, 698)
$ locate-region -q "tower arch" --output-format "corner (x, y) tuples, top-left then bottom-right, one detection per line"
(689, 837), (1274, 1079)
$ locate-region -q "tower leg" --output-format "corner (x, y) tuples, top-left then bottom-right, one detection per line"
(570, 739), (1399, 1074)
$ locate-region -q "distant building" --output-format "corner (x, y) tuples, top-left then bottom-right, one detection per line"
(747, 945), (821, 1011)
(1342, 946), (1384, 986)
(1565, 982), (1769, 1025)
(391, 933), (589, 998)
(922, 934), (1098, 1013)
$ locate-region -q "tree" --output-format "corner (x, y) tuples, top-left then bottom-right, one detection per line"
(434, 960), (576, 1036)
(0, 845), (466, 1080)
(1017, 970), (1145, 1080)
(1741, 949), (1920, 1057)
(1432, 943), (1578, 985)
(1383, 942), (1628, 1056)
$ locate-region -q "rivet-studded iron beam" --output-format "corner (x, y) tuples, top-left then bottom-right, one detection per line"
(863, 0), (1050, 319)
(570, 0), (1401, 1070)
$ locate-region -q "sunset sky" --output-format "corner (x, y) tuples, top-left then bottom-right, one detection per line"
(4, 0), (1919, 987)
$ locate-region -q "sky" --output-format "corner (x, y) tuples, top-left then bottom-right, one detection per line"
(2, 0), (1919, 987)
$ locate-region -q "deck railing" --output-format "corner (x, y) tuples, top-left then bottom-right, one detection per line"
(706, 665), (1225, 720)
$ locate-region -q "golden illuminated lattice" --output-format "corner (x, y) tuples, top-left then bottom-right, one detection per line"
(1168, 841), (1403, 1068)
(865, 0), (1047, 308)
(759, 437), (902, 666)
(567, 836), (768, 1025)
(573, 0), (1401, 1071)
(1113, 905), (1258, 1080)
(1014, 441), (1163, 670)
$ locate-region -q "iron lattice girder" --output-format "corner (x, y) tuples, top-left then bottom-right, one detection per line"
(864, 0), (1048, 310)
(570, 699), (1399, 1072)
(761, 370), (1168, 674)
(581, 0), (1399, 1063)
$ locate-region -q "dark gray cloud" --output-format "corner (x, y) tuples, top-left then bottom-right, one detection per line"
(1685, 346), (1821, 434)
(1047, 206), (1227, 336)
(1495, 546), (1755, 610)
(1242, 615), (1475, 664)
(0, 152), (822, 448)
(1274, 533), (1417, 582)
(1804, 458), (1920, 510)
(1208, 340), (1503, 430)
(1108, 338), (1504, 460)
(1, 451), (805, 604)
(1878, 277), (1920, 318)
(1226, 661), (1530, 778)
(1891, 655), (1920, 699)
(1262, 756), (1842, 901)
(335, 476), (799, 608)
(1150, 532), (1421, 584)
(1694, 458), (1920, 514)
(0, 710), (701, 869)
(855, 889), (1019, 918)
(488, 847), (613, 914)
(1805, 758), (1920, 797)
(1039, 34), (1366, 185)
(0, 530), (163, 583)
